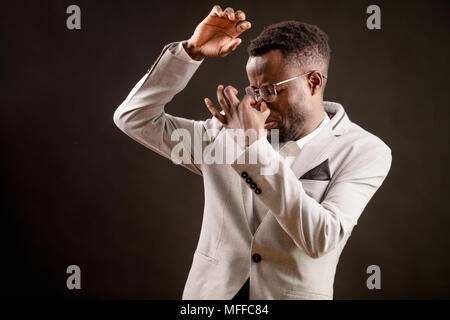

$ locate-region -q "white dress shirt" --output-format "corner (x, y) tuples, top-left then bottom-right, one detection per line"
(278, 112), (329, 167)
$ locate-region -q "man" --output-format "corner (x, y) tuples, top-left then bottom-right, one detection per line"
(113, 5), (392, 300)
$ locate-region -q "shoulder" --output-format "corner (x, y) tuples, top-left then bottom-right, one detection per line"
(332, 106), (391, 157)
(333, 119), (392, 179)
(344, 121), (391, 156)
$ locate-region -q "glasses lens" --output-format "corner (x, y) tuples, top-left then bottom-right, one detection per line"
(260, 84), (276, 102)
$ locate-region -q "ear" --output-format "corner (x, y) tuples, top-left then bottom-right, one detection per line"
(307, 71), (324, 96)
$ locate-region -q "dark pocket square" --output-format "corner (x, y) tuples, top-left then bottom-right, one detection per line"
(300, 159), (331, 181)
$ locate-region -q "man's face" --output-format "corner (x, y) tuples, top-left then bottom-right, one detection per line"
(246, 49), (314, 143)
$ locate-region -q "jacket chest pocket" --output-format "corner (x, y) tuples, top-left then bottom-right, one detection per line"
(299, 179), (330, 203)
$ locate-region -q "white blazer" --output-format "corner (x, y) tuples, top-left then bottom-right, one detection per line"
(113, 42), (392, 300)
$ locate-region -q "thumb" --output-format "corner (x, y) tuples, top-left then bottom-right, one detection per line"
(260, 101), (270, 119)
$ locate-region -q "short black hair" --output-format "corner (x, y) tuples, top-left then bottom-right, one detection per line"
(247, 21), (330, 73)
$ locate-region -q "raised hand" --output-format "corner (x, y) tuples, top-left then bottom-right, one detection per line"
(184, 5), (252, 60)
(204, 85), (270, 147)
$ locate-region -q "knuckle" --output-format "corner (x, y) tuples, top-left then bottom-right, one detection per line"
(224, 85), (234, 93)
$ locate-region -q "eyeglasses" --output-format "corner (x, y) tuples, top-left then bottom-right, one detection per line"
(245, 71), (327, 103)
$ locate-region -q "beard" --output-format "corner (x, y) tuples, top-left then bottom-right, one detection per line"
(266, 106), (305, 144)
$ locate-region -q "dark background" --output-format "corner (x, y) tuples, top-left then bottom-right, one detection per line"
(1, 0), (449, 299)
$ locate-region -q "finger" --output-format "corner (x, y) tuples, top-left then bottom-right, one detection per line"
(241, 94), (255, 108)
(219, 38), (242, 56)
(234, 10), (246, 20)
(250, 101), (261, 111)
(235, 21), (252, 34)
(224, 85), (240, 108)
(210, 5), (223, 17)
(204, 97), (226, 124)
(223, 7), (235, 20)
(259, 101), (271, 119)
(216, 85), (232, 116)
(248, 92), (258, 107)
(242, 94), (262, 114)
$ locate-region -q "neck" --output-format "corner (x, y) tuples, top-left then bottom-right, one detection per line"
(293, 101), (325, 141)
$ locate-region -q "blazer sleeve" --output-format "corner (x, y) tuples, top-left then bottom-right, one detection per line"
(230, 136), (392, 259)
(113, 42), (221, 176)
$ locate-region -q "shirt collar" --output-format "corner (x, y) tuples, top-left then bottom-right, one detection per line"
(278, 111), (330, 167)
(295, 111), (329, 149)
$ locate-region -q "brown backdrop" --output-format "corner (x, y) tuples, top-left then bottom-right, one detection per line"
(1, 0), (449, 299)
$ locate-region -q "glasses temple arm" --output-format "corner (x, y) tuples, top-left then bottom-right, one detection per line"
(275, 71), (328, 87)
(275, 76), (300, 86)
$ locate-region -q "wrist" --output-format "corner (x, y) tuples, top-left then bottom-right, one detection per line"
(247, 128), (267, 148)
(184, 40), (205, 61)
(227, 128), (267, 149)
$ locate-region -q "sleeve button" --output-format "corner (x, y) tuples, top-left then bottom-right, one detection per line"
(252, 253), (262, 263)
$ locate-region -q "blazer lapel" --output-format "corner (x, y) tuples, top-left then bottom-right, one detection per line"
(291, 102), (349, 180)
(291, 127), (335, 179)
